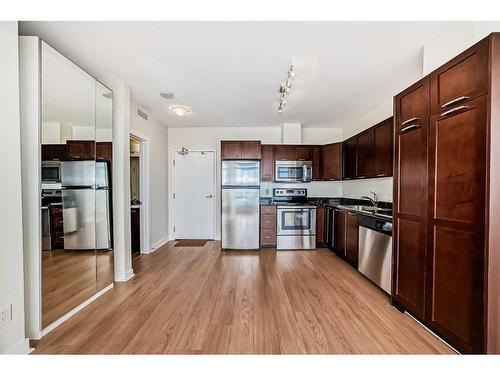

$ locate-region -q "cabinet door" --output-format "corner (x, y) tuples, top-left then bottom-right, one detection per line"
(260, 145), (274, 181)
(96, 142), (112, 162)
(374, 118), (394, 177)
(274, 145), (294, 161)
(316, 206), (326, 245)
(242, 141), (261, 159)
(345, 211), (359, 267)
(356, 128), (374, 178)
(393, 76), (430, 320)
(41, 144), (68, 161)
(343, 138), (357, 180)
(311, 146), (323, 181)
(426, 95), (487, 353)
(430, 38), (488, 115)
(293, 145), (311, 161)
(322, 143), (342, 181)
(221, 141), (242, 159)
(67, 140), (95, 160)
(334, 209), (346, 257)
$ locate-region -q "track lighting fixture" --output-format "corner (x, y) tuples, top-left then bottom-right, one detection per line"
(278, 64), (295, 113)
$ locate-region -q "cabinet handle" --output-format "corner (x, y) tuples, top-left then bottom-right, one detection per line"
(440, 105), (469, 117)
(401, 117), (419, 126)
(400, 124), (420, 133)
(358, 176), (366, 179)
(441, 96), (470, 108)
(376, 173), (386, 177)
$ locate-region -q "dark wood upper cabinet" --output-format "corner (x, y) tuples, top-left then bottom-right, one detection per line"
(96, 142), (112, 162)
(221, 141), (242, 159)
(430, 38), (488, 115)
(242, 141), (261, 159)
(393, 76), (430, 321)
(426, 95), (487, 354)
(322, 143), (342, 181)
(343, 138), (357, 180)
(373, 117), (394, 177)
(274, 145), (295, 161)
(356, 128), (374, 178)
(311, 145), (323, 181)
(67, 140), (95, 160)
(260, 145), (274, 181)
(293, 145), (311, 161)
(345, 211), (359, 267)
(41, 144), (67, 161)
(221, 140), (261, 159)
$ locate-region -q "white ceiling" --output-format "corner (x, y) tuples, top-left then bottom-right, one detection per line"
(20, 21), (450, 129)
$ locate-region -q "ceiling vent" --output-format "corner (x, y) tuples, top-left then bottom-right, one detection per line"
(137, 109), (148, 120)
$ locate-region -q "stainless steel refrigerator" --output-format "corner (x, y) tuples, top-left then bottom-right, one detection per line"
(61, 161), (111, 250)
(221, 160), (260, 250)
(95, 161), (111, 250)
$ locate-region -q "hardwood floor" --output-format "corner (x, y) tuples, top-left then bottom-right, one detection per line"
(33, 241), (454, 354)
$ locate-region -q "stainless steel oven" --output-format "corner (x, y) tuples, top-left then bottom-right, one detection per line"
(276, 205), (316, 249)
(275, 160), (312, 182)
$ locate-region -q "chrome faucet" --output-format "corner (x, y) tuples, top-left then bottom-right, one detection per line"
(360, 191), (378, 207)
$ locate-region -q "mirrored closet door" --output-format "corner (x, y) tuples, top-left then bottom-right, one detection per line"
(40, 41), (113, 328)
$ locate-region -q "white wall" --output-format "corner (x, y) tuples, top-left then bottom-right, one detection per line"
(0, 22), (29, 354)
(130, 102), (169, 249)
(342, 177), (393, 202)
(423, 22), (500, 75)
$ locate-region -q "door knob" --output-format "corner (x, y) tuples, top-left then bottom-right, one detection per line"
(205, 194), (213, 198)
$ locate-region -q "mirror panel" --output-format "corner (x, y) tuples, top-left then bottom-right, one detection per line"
(95, 81), (114, 291)
(40, 42), (97, 328)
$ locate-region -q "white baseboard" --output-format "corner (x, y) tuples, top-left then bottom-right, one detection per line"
(1, 338), (30, 355)
(150, 236), (170, 252)
(115, 268), (134, 282)
(41, 284), (114, 337)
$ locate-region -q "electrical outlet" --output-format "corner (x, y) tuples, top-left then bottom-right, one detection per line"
(0, 304), (12, 327)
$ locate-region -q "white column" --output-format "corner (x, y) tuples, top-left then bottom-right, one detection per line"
(111, 80), (134, 282)
(0, 21), (29, 354)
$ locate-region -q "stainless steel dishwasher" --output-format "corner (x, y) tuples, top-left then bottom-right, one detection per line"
(358, 215), (393, 294)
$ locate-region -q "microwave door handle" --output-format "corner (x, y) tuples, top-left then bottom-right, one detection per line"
(302, 164), (307, 182)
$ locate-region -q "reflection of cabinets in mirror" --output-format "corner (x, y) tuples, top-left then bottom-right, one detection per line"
(19, 37), (115, 338)
(67, 140), (95, 160)
(96, 142), (113, 162)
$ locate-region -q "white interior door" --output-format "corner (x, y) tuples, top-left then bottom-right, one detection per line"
(173, 151), (215, 239)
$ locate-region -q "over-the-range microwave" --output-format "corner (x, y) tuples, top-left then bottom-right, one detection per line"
(275, 160), (312, 182)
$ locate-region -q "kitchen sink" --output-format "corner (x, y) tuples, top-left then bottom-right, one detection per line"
(339, 205), (392, 216)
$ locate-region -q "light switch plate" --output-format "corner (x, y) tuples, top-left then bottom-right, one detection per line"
(0, 304), (12, 327)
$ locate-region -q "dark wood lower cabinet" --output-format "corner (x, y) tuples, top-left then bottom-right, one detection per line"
(131, 207), (140, 254)
(332, 209), (358, 267)
(49, 205), (64, 249)
(334, 209), (346, 258)
(345, 212), (359, 267)
(260, 205), (276, 247)
(316, 206), (326, 246)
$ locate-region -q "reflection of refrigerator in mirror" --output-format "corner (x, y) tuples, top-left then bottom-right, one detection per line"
(96, 161), (111, 249)
(61, 161), (96, 250)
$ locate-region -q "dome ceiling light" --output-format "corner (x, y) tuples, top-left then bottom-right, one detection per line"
(170, 105), (191, 117)
(278, 64), (295, 113)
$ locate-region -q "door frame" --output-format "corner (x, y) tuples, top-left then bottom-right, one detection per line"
(129, 131), (151, 254)
(172, 149), (217, 240)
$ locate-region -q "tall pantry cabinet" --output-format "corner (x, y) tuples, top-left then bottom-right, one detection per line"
(393, 33), (500, 354)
